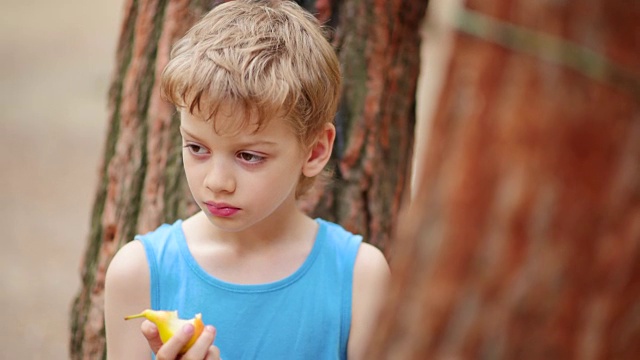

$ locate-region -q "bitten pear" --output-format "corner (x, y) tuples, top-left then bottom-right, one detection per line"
(125, 309), (205, 354)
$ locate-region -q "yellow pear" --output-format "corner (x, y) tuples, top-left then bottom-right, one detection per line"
(125, 309), (205, 354)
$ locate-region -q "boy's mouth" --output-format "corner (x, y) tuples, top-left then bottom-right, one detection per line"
(204, 201), (241, 217)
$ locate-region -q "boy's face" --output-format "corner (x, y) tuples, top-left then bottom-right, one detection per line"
(179, 105), (308, 233)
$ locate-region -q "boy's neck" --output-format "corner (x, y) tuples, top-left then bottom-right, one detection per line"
(186, 204), (315, 253)
(182, 206), (319, 285)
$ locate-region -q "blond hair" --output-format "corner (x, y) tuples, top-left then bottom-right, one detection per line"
(161, 0), (341, 197)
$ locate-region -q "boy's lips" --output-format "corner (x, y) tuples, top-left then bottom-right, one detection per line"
(204, 201), (241, 217)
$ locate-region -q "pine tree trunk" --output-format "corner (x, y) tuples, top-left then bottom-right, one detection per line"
(304, 0), (428, 251)
(369, 0), (640, 358)
(70, 0), (209, 358)
(69, 0), (425, 358)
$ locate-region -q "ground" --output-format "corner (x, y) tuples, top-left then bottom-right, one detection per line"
(0, 0), (121, 358)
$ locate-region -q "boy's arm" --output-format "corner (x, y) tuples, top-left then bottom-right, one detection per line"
(104, 240), (152, 359)
(348, 242), (391, 360)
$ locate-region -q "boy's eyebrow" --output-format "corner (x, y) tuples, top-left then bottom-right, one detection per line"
(179, 126), (204, 141)
(236, 139), (279, 147)
(179, 126), (278, 147)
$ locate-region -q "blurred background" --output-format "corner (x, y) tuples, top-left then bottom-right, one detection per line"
(0, 0), (122, 358)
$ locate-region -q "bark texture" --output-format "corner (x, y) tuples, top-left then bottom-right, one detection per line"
(369, 0), (640, 359)
(69, 0), (424, 358)
(307, 0), (428, 251)
(70, 0), (206, 358)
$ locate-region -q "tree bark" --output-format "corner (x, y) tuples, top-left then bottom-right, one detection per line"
(69, 0), (424, 358)
(304, 0), (428, 251)
(369, 0), (640, 359)
(70, 0), (210, 358)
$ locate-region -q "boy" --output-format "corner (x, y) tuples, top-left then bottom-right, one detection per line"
(104, 1), (390, 359)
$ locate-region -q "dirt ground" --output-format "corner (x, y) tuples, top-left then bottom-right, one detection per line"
(0, 0), (122, 358)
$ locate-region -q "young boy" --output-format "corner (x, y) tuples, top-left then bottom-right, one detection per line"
(104, 1), (390, 359)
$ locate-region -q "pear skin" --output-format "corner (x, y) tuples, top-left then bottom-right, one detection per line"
(125, 309), (205, 354)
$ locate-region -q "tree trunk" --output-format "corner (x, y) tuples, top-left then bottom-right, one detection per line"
(369, 0), (640, 359)
(304, 0), (428, 251)
(69, 0), (425, 358)
(69, 1), (205, 358)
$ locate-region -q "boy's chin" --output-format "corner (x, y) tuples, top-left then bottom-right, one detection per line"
(203, 213), (251, 232)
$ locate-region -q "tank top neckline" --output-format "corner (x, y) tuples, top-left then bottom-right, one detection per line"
(172, 218), (327, 293)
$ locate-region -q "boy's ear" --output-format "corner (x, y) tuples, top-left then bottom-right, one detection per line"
(302, 123), (336, 177)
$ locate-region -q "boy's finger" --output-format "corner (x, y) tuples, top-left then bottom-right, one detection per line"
(182, 325), (217, 359)
(141, 321), (164, 354)
(155, 323), (195, 360)
(204, 344), (222, 360)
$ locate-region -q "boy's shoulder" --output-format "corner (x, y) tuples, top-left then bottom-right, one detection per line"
(134, 219), (183, 244)
(315, 218), (388, 276)
(316, 218), (360, 237)
(131, 220), (187, 266)
(316, 218), (363, 249)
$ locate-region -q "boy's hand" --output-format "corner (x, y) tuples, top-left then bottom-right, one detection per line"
(141, 320), (221, 360)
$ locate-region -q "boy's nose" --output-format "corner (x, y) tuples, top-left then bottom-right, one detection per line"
(204, 161), (236, 194)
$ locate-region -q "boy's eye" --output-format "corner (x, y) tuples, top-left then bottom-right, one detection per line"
(237, 152), (264, 163)
(184, 144), (208, 155)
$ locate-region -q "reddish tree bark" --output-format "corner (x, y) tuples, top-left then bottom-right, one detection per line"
(310, 0), (428, 251)
(70, 0), (205, 358)
(369, 0), (640, 359)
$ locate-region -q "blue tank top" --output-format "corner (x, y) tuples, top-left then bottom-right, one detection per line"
(136, 218), (362, 360)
